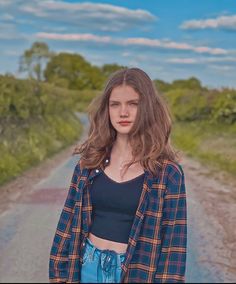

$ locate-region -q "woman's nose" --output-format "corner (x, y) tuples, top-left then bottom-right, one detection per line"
(120, 105), (129, 116)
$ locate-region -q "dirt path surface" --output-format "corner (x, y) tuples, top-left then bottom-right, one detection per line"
(0, 143), (78, 215)
(182, 156), (236, 282)
(0, 113), (235, 283)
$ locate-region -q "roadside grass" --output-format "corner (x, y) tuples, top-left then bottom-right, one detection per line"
(172, 120), (236, 177)
(0, 113), (82, 186)
(0, 77), (99, 187)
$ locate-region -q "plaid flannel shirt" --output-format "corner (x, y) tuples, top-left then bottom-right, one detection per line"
(49, 158), (187, 283)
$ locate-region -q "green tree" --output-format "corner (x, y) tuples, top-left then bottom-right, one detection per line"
(172, 77), (202, 90)
(44, 53), (104, 90)
(210, 89), (236, 124)
(19, 42), (54, 81)
(153, 79), (171, 93)
(100, 63), (126, 78)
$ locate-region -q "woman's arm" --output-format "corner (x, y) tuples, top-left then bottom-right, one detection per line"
(155, 164), (187, 283)
(49, 162), (81, 283)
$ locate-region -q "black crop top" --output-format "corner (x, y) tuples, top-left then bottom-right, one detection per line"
(89, 170), (145, 244)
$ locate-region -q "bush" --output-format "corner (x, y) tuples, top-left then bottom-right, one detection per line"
(0, 75), (90, 186)
(210, 90), (236, 124)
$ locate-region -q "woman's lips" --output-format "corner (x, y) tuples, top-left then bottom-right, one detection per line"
(118, 122), (131, 126)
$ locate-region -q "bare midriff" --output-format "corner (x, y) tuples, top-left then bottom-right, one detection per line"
(88, 232), (128, 254)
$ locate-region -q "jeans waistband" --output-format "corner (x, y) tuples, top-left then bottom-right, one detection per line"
(85, 237), (126, 261)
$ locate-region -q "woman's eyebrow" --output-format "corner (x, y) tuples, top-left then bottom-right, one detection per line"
(109, 99), (139, 103)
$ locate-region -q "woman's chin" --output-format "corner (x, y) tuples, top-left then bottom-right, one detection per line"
(116, 130), (131, 136)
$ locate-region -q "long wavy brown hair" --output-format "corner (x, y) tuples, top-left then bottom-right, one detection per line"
(74, 67), (180, 177)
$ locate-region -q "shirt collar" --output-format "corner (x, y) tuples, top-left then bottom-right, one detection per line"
(87, 157), (110, 181)
(87, 156), (153, 186)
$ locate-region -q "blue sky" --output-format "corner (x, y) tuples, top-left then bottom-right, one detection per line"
(1, 0), (236, 88)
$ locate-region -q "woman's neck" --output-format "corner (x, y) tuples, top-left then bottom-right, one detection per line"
(110, 136), (142, 178)
(112, 135), (132, 159)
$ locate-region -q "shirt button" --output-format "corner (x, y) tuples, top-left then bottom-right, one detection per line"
(95, 169), (99, 173)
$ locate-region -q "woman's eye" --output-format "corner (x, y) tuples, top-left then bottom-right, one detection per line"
(109, 102), (138, 106)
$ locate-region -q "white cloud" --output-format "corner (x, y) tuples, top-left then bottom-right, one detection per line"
(167, 56), (236, 64)
(122, 38), (227, 55)
(3, 50), (21, 56)
(206, 56), (236, 63)
(18, 1), (156, 32)
(20, 5), (48, 17)
(167, 58), (198, 64)
(209, 64), (235, 71)
(36, 32), (111, 43)
(122, 52), (131, 57)
(2, 13), (14, 20)
(36, 32), (228, 55)
(38, 1), (155, 20)
(180, 14), (236, 30)
(0, 0), (14, 6)
(0, 23), (27, 40)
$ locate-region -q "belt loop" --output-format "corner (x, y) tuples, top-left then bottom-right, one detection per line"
(116, 253), (121, 268)
(89, 245), (96, 262)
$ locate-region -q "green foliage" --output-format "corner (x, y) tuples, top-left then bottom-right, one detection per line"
(172, 121), (236, 176)
(165, 88), (210, 122)
(19, 42), (54, 81)
(44, 53), (126, 91)
(153, 79), (171, 94)
(100, 63), (127, 79)
(171, 121), (202, 154)
(154, 77), (202, 94)
(209, 89), (236, 124)
(0, 75), (98, 123)
(0, 113), (82, 184)
(161, 79), (236, 125)
(171, 77), (202, 90)
(69, 89), (101, 112)
(0, 113), (82, 186)
(0, 75), (89, 186)
(44, 53), (105, 90)
(0, 76), (43, 120)
(160, 78), (236, 177)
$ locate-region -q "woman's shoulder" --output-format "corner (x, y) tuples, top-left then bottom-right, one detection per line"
(73, 158), (91, 176)
(156, 160), (185, 195)
(71, 158), (84, 176)
(161, 159), (184, 177)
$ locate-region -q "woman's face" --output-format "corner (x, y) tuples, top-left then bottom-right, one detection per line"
(109, 84), (140, 136)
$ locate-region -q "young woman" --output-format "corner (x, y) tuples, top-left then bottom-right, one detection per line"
(49, 68), (187, 283)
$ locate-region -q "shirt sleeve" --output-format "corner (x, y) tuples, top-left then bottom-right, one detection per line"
(155, 164), (187, 283)
(49, 162), (81, 283)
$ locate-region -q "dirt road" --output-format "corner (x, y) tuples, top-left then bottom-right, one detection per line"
(182, 155), (236, 282)
(0, 112), (235, 283)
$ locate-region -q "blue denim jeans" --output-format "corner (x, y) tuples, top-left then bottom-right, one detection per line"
(80, 238), (126, 283)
